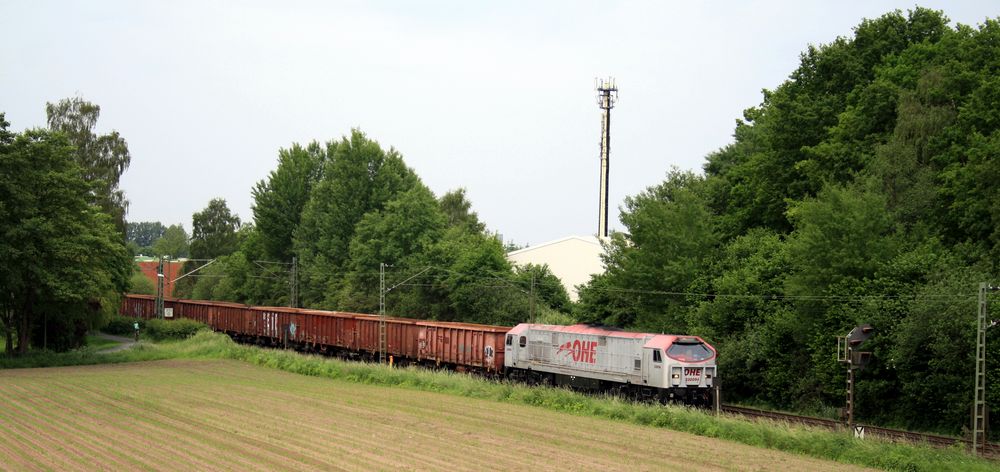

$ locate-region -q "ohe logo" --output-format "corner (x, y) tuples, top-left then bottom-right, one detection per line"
(557, 339), (598, 364)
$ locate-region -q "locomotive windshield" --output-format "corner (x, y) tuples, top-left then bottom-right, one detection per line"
(666, 339), (714, 362)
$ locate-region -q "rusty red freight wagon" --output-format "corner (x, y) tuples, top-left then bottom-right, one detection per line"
(348, 314), (508, 373)
(119, 295), (508, 373)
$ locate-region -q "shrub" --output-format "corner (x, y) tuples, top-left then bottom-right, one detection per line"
(129, 270), (156, 295)
(104, 316), (142, 336)
(142, 318), (207, 341)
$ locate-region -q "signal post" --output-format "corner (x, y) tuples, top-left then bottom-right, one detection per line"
(838, 324), (874, 434)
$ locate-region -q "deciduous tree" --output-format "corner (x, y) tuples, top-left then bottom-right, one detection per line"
(294, 130), (418, 307)
(252, 142), (325, 262)
(0, 119), (130, 353)
(46, 96), (131, 231)
(152, 224), (190, 258)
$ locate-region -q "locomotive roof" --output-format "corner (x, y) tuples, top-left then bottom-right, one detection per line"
(510, 323), (711, 351)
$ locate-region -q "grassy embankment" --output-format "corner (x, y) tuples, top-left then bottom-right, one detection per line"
(1, 328), (993, 472)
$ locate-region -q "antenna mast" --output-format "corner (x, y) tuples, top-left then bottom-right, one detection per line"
(596, 77), (618, 238)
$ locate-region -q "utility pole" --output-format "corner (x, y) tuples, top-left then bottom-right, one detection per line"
(596, 77), (618, 238)
(973, 283), (999, 456)
(529, 272), (536, 323)
(155, 255), (166, 318)
(379, 262), (387, 364)
(289, 257), (298, 308)
(377, 265), (432, 364)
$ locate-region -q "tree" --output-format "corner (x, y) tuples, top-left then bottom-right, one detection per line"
(512, 263), (571, 313)
(294, 130), (419, 307)
(703, 8), (951, 235)
(335, 185), (447, 311)
(175, 199), (241, 299)
(0, 121), (130, 353)
(889, 265), (996, 433)
(129, 267), (156, 296)
(785, 183), (896, 301)
(46, 96), (131, 231)
(413, 228), (527, 325)
(578, 169), (718, 332)
(189, 199), (241, 260)
(439, 188), (485, 234)
(252, 142), (325, 262)
(126, 221), (166, 250)
(152, 224), (190, 258)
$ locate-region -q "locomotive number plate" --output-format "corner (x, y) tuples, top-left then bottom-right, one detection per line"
(683, 367), (702, 383)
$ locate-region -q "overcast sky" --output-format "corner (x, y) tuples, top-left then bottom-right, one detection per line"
(2, 1), (996, 247)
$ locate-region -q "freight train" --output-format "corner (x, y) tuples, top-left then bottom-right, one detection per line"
(120, 295), (717, 405)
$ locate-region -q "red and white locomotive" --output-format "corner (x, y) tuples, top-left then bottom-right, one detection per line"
(504, 323), (716, 405)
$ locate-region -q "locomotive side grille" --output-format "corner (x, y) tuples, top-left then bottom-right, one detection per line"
(529, 332), (551, 361)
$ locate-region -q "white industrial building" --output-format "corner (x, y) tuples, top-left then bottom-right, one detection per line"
(507, 235), (606, 301)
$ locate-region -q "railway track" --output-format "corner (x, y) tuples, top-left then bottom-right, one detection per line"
(720, 404), (1000, 459)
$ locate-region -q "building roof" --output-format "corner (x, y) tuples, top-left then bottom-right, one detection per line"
(506, 235), (606, 302)
(507, 235), (602, 257)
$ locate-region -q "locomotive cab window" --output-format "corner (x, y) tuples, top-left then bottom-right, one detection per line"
(506, 334), (513, 346)
(653, 350), (662, 363)
(666, 338), (714, 362)
(519, 336), (527, 348)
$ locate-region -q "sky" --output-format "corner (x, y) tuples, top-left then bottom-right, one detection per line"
(2, 1), (997, 247)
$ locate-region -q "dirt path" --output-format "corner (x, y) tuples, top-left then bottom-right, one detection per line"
(93, 332), (138, 354)
(0, 359), (874, 471)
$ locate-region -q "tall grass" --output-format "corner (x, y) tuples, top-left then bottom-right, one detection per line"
(1, 331), (992, 471)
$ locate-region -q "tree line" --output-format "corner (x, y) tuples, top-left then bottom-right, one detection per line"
(141, 131), (571, 328)
(574, 8), (1000, 436)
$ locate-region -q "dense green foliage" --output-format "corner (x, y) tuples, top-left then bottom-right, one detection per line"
(102, 316), (206, 341)
(126, 221), (165, 255)
(152, 224), (189, 258)
(578, 8), (1000, 437)
(174, 199), (241, 298)
(189, 198), (241, 260)
(185, 129), (568, 324)
(2, 331), (993, 471)
(0, 115), (132, 354)
(141, 318), (207, 341)
(252, 142), (325, 262)
(46, 96), (131, 233)
(127, 221), (190, 258)
(103, 315), (142, 336)
(129, 267), (156, 295)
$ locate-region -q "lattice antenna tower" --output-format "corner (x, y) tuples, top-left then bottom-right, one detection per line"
(596, 77), (618, 238)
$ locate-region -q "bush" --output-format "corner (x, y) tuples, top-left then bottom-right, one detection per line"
(104, 316), (142, 336)
(129, 270), (156, 295)
(142, 318), (207, 341)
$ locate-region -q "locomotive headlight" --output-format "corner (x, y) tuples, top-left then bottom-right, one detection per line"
(671, 373), (680, 379)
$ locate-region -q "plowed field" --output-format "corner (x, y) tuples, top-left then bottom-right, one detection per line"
(0, 359), (870, 471)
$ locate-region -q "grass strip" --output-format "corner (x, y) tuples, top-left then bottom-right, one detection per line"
(85, 335), (121, 350)
(2, 330), (993, 472)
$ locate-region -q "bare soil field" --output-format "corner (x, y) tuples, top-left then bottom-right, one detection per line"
(0, 359), (871, 471)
